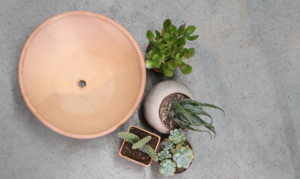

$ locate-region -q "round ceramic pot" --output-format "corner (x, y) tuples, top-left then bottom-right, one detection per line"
(145, 44), (163, 73)
(157, 138), (194, 174)
(143, 80), (195, 134)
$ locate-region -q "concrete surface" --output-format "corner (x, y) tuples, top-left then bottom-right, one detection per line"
(0, 0), (300, 178)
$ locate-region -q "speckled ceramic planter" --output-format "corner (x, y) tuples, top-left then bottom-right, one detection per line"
(143, 80), (195, 134)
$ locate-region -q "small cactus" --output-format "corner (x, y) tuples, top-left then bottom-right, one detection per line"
(158, 148), (172, 161)
(172, 144), (194, 168)
(159, 159), (176, 177)
(163, 140), (175, 150)
(118, 132), (139, 144)
(118, 132), (158, 161)
(169, 129), (186, 144)
(132, 136), (151, 149)
(140, 145), (158, 161)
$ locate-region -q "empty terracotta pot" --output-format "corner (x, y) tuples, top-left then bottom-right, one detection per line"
(18, 11), (146, 138)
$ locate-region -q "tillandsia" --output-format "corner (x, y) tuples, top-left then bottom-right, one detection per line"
(118, 132), (158, 161)
(169, 99), (225, 139)
(145, 19), (199, 77)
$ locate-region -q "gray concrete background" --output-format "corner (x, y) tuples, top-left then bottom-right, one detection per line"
(0, 0), (300, 178)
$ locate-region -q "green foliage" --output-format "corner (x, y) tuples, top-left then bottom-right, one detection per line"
(140, 145), (159, 161)
(132, 136), (151, 149)
(172, 144), (194, 168)
(163, 140), (175, 150)
(169, 129), (186, 144)
(159, 159), (176, 177)
(145, 19), (199, 77)
(118, 132), (158, 161)
(118, 132), (139, 144)
(170, 99), (225, 139)
(158, 149), (172, 160)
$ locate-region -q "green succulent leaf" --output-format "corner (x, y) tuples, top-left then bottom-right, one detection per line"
(188, 48), (195, 58)
(182, 104), (203, 114)
(158, 43), (168, 50)
(118, 132), (139, 144)
(163, 19), (172, 30)
(180, 99), (225, 116)
(146, 30), (156, 41)
(145, 60), (160, 69)
(178, 44), (184, 53)
(162, 64), (174, 77)
(185, 25), (196, 34)
(176, 37), (186, 46)
(170, 33), (177, 44)
(186, 35), (199, 41)
(149, 40), (158, 49)
(169, 25), (177, 33)
(155, 30), (161, 39)
(172, 102), (195, 126)
(153, 54), (162, 62)
(132, 136), (151, 149)
(177, 24), (185, 36)
(168, 60), (177, 70)
(179, 63), (192, 75)
(159, 159), (176, 177)
(148, 48), (160, 57)
(163, 33), (171, 43)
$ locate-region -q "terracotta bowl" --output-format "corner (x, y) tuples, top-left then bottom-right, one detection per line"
(18, 11), (146, 139)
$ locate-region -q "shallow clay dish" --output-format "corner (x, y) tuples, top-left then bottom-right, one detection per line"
(19, 11), (146, 139)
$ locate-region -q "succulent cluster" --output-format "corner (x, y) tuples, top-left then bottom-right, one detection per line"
(145, 19), (198, 77)
(118, 132), (158, 161)
(170, 99), (225, 139)
(158, 130), (194, 177)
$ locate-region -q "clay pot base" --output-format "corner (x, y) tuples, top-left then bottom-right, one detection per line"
(18, 11), (146, 138)
(159, 93), (190, 130)
(119, 126), (161, 166)
(158, 138), (194, 174)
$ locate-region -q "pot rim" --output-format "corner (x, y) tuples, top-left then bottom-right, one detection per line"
(118, 125), (161, 167)
(158, 93), (191, 130)
(157, 138), (194, 174)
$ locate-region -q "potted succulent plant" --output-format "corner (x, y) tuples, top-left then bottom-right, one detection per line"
(118, 125), (161, 167)
(157, 129), (194, 177)
(145, 19), (199, 77)
(144, 80), (224, 138)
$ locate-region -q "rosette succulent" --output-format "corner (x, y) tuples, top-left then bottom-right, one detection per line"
(172, 144), (194, 168)
(145, 19), (198, 77)
(118, 132), (158, 161)
(163, 140), (175, 150)
(159, 159), (176, 177)
(170, 99), (225, 139)
(158, 148), (172, 160)
(169, 129), (186, 144)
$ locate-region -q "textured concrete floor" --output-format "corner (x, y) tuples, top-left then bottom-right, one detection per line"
(1, 0), (300, 178)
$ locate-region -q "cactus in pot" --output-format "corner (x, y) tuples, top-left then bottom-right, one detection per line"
(145, 19), (198, 77)
(118, 132), (158, 161)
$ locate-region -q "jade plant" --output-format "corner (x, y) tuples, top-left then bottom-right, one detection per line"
(118, 132), (158, 161)
(145, 19), (199, 77)
(170, 99), (225, 139)
(158, 129), (194, 177)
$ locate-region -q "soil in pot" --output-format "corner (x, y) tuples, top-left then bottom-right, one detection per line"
(158, 139), (193, 174)
(160, 93), (190, 130)
(146, 45), (163, 73)
(120, 126), (159, 165)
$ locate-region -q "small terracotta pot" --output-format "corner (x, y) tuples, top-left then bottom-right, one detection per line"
(145, 44), (163, 73)
(157, 138), (194, 174)
(144, 80), (195, 134)
(119, 125), (161, 167)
